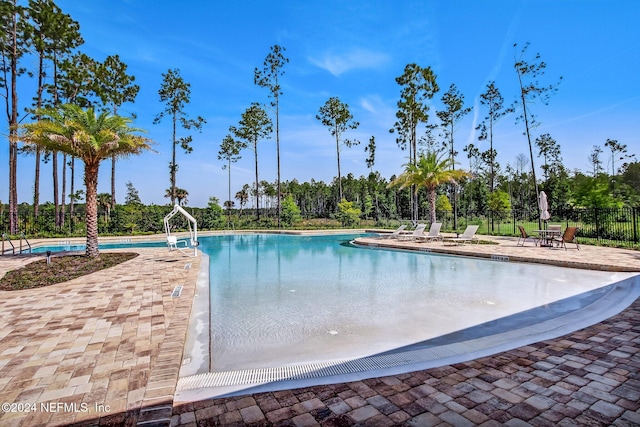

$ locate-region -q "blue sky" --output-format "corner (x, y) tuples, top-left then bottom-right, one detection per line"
(3, 0), (639, 207)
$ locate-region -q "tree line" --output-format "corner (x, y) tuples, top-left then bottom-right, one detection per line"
(218, 42), (637, 230)
(1, 0), (204, 236)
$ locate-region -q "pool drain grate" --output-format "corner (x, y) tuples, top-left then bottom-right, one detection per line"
(171, 286), (183, 297)
(177, 346), (460, 390)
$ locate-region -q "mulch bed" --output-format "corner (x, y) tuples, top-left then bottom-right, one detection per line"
(0, 252), (138, 291)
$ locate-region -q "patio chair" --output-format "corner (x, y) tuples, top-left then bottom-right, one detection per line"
(398, 223), (427, 241)
(517, 225), (538, 247)
(376, 224), (407, 240)
(416, 222), (443, 242)
(552, 226), (580, 250)
(167, 235), (188, 251)
(443, 225), (479, 245)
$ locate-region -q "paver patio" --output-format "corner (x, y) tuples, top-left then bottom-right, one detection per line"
(0, 247), (200, 427)
(0, 232), (638, 426)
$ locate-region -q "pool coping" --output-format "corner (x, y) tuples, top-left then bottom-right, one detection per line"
(18, 229), (373, 253)
(355, 235), (640, 272)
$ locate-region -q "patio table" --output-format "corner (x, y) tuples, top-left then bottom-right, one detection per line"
(534, 229), (561, 247)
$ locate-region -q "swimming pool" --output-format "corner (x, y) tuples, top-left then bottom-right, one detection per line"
(197, 233), (635, 374)
(30, 240), (166, 253)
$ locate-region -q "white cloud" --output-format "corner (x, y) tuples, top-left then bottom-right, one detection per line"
(358, 95), (395, 118)
(360, 98), (376, 114)
(308, 49), (390, 76)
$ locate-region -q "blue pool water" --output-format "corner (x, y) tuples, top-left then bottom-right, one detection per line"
(198, 234), (633, 371)
(31, 240), (166, 253)
(29, 233), (635, 374)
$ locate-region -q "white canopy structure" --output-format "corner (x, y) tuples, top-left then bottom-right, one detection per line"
(164, 204), (198, 257)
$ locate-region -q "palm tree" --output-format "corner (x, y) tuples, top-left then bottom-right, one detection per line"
(235, 184), (250, 217)
(388, 151), (470, 224)
(97, 192), (112, 221)
(22, 104), (152, 257)
(165, 187), (189, 206)
(176, 188), (189, 206)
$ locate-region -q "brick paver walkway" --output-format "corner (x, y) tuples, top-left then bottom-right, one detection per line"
(0, 248), (200, 427)
(0, 233), (638, 426)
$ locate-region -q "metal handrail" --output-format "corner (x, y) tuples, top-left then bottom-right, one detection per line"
(1, 233), (15, 255)
(19, 233), (31, 254)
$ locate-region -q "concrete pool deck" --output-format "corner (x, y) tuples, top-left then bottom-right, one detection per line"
(0, 232), (639, 426)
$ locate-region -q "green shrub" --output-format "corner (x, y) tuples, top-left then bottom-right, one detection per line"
(335, 199), (361, 227)
(488, 190), (511, 220)
(281, 195), (302, 226)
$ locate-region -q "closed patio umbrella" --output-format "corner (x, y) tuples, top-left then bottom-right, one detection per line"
(539, 191), (551, 223)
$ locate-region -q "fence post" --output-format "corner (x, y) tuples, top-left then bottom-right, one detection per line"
(633, 207), (638, 244)
(594, 207), (600, 242)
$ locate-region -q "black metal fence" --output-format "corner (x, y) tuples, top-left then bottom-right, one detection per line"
(2, 206), (639, 249)
(430, 207), (640, 248)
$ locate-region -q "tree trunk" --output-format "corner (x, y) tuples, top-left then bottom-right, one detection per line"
(227, 158), (232, 226)
(428, 187), (437, 224)
(517, 71), (541, 228)
(53, 151), (60, 227)
(34, 52), (45, 219)
(489, 115), (495, 192)
(170, 112), (177, 205)
(254, 141), (260, 220)
(411, 118), (418, 222)
(450, 121), (458, 230)
(9, 140), (18, 234)
(8, 6), (19, 235)
(111, 154), (116, 209)
(276, 94), (281, 227)
(34, 148), (41, 218)
(84, 161), (100, 258)
(60, 154), (67, 227)
(69, 157), (75, 218)
(336, 132), (342, 201)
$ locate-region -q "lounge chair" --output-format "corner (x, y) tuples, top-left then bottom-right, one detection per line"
(376, 224), (407, 240)
(552, 226), (580, 250)
(398, 223), (427, 241)
(517, 225), (538, 246)
(416, 222), (443, 242)
(443, 225), (479, 245)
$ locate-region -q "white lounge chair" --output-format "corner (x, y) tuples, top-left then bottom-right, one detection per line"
(398, 223), (427, 241)
(376, 224), (407, 239)
(416, 222), (443, 242)
(443, 225), (479, 245)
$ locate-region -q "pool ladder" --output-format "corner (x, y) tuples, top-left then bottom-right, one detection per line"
(1, 233), (31, 255)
